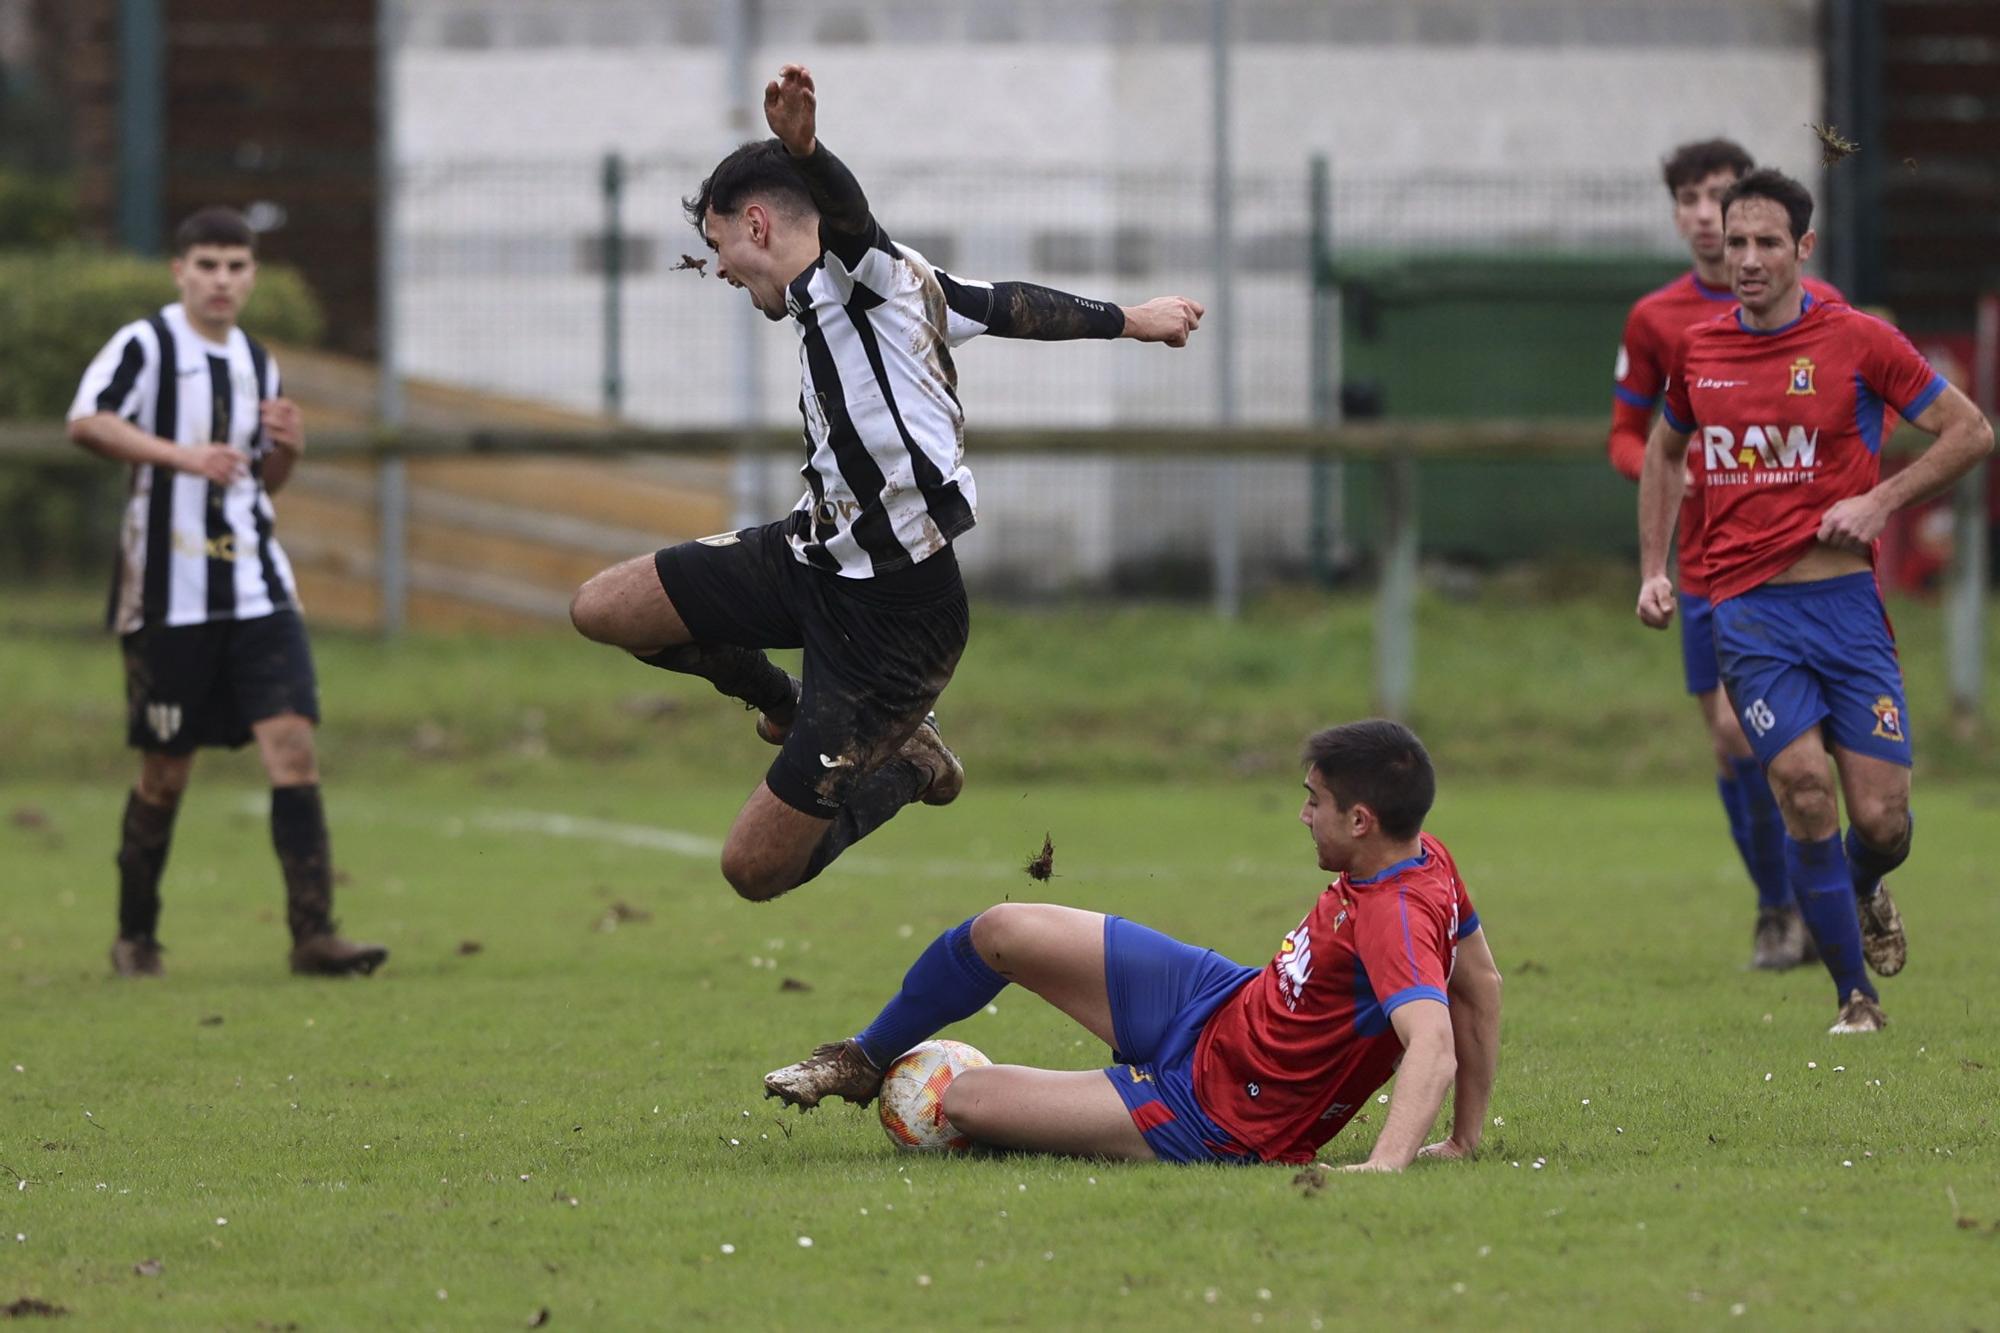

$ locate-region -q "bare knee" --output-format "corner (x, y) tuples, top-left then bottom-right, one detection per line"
(719, 848), (798, 903)
(258, 719), (318, 786)
(569, 574), (618, 645)
(1769, 766), (1838, 838)
(1848, 791), (1910, 850)
(940, 1066), (997, 1137)
(137, 754), (192, 807)
(969, 902), (1045, 972)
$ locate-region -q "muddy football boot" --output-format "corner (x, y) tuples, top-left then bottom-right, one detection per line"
(1829, 988), (1887, 1034)
(763, 1039), (884, 1110)
(289, 933), (390, 977)
(900, 714), (964, 806)
(1856, 882), (1906, 977)
(109, 936), (165, 978)
(1750, 906), (1813, 971)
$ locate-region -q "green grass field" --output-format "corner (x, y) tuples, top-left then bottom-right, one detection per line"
(3, 586), (1999, 1329)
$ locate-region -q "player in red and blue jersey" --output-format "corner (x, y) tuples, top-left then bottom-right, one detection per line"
(1610, 139), (1841, 972)
(1636, 169), (1994, 1033)
(761, 721), (1504, 1170)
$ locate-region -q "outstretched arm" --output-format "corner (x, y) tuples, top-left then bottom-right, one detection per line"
(937, 269), (1203, 346)
(1421, 928), (1501, 1161)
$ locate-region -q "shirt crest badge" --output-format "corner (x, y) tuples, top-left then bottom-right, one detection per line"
(1786, 356), (1817, 396)
(1870, 695), (1903, 742)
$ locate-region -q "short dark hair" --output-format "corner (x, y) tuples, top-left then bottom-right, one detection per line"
(1721, 168), (1814, 243)
(682, 138), (816, 232)
(172, 207), (256, 256)
(1302, 720), (1436, 841)
(1661, 138), (1755, 195)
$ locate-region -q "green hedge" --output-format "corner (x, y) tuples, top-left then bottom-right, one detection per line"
(0, 248), (324, 578)
(0, 172), (77, 249)
(0, 248), (324, 419)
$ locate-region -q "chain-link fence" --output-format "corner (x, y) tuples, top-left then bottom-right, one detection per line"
(393, 157), (1679, 430)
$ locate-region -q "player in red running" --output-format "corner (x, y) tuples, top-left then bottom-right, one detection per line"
(1610, 139), (1842, 972)
(1636, 169), (1993, 1034)
(761, 720), (1504, 1169)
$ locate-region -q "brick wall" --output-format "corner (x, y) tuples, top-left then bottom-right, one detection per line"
(52, 0), (381, 355)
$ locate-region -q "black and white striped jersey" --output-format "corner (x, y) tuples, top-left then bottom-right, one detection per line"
(774, 142), (1122, 579)
(781, 225), (986, 578)
(68, 303), (299, 633)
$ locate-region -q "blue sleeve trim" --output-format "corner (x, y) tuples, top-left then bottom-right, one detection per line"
(1457, 911), (1480, 939)
(1660, 402), (1695, 434)
(1898, 373), (1948, 421)
(1382, 985), (1449, 1015)
(1612, 384), (1659, 411)
(1854, 374), (1887, 456)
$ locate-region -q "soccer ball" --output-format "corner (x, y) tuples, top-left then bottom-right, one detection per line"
(877, 1039), (991, 1151)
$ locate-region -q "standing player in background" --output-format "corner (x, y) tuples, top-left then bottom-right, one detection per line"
(1610, 139), (1842, 971)
(763, 721), (1504, 1173)
(66, 207), (388, 979)
(1636, 170), (1993, 1032)
(571, 65), (1204, 903)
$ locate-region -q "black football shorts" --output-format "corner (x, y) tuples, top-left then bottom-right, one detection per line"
(653, 521), (969, 815)
(121, 610), (321, 754)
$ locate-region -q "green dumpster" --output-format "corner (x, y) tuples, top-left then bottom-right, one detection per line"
(1329, 251), (1689, 564)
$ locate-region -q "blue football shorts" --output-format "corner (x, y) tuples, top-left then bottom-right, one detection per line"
(1098, 915), (1260, 1165)
(1712, 571), (1912, 769)
(1677, 591), (1721, 697)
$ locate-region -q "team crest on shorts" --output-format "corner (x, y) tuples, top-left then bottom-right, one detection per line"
(1786, 357), (1817, 396)
(1870, 695), (1904, 742)
(145, 702), (183, 742)
(696, 531), (741, 547)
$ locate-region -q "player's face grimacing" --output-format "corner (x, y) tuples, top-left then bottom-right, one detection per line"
(1724, 197), (1815, 322)
(1300, 767), (1368, 875)
(171, 245), (257, 330)
(1672, 169), (1736, 265)
(702, 206), (791, 322)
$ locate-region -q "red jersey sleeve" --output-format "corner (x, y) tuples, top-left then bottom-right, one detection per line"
(1660, 327), (1698, 434)
(1609, 304), (1666, 479)
(1352, 885), (1455, 1016)
(1860, 315), (1949, 421)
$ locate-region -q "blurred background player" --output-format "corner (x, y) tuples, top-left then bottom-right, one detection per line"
(763, 721), (1503, 1171)
(1637, 169), (1993, 1033)
(569, 64), (1204, 903)
(1609, 139), (1842, 972)
(65, 207), (388, 979)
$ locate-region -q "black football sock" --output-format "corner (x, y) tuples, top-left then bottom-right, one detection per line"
(636, 644), (798, 722)
(271, 784), (335, 944)
(116, 789), (179, 940)
(795, 758), (928, 887)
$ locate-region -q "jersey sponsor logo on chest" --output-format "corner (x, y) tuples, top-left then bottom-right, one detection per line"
(1699, 423), (1820, 475)
(1274, 902), (1347, 1013)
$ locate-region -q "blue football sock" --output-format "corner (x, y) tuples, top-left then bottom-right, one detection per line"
(1845, 813), (1913, 901)
(853, 918), (1007, 1070)
(1726, 757), (1793, 911)
(1785, 833), (1875, 1004)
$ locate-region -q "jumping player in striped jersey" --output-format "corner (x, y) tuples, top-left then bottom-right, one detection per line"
(1637, 169), (1993, 1033)
(571, 64), (1204, 903)
(763, 722), (1504, 1171)
(1611, 139), (1843, 972)
(66, 207), (387, 979)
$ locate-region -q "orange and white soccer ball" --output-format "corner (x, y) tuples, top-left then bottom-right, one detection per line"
(877, 1039), (991, 1151)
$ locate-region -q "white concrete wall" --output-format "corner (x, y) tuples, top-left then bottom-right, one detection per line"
(388, 1), (1825, 588)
